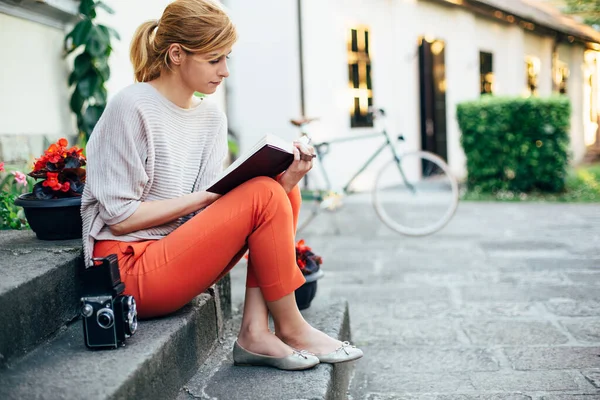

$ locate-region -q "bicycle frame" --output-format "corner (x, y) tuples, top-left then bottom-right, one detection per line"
(311, 128), (413, 195)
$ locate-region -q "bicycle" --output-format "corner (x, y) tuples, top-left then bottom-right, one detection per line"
(290, 108), (459, 236)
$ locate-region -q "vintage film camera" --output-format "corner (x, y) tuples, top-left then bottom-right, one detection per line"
(80, 254), (138, 349)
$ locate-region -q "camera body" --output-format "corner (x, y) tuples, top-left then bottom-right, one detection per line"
(81, 254), (138, 349)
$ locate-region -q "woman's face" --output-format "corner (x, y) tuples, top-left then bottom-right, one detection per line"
(180, 48), (231, 95)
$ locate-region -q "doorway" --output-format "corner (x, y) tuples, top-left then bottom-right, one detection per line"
(418, 37), (448, 161)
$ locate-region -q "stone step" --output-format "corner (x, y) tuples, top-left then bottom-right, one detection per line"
(0, 230), (83, 367)
(0, 292), (221, 400)
(177, 299), (356, 400)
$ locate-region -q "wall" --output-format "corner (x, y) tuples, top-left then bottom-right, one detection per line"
(224, 0), (302, 152)
(0, 13), (73, 162)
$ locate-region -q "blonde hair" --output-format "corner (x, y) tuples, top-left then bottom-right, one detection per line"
(130, 0), (237, 82)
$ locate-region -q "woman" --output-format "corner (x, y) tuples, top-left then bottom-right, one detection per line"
(82, 0), (362, 371)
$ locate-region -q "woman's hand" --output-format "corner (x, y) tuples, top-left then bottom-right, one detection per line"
(278, 141), (315, 193)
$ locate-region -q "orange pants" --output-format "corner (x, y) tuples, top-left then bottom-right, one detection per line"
(93, 177), (306, 319)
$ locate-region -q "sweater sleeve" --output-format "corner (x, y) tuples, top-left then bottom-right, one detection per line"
(85, 97), (149, 226)
(197, 113), (228, 191)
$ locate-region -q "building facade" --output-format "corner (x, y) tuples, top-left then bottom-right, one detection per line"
(226, 0), (600, 188)
(0, 0), (599, 187)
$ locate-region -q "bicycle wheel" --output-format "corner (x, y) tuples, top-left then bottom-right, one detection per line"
(373, 151), (459, 236)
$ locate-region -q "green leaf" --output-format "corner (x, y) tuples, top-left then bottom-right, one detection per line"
(86, 26), (109, 58)
(98, 24), (120, 42)
(79, 0), (96, 18)
(93, 57), (110, 81)
(77, 71), (100, 98)
(83, 105), (105, 134)
(69, 52), (93, 86)
(96, 2), (115, 14)
(70, 90), (85, 115)
(70, 19), (93, 48)
(106, 26), (120, 40)
(93, 86), (108, 105)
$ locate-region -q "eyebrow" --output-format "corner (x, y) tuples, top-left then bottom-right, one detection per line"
(209, 51), (232, 57)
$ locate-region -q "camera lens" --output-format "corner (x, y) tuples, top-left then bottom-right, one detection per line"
(126, 314), (138, 336)
(97, 308), (115, 329)
(124, 296), (138, 336)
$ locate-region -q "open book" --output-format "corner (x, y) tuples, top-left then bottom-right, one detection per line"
(206, 134), (295, 195)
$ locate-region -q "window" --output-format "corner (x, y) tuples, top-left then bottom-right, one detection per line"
(554, 60), (569, 95)
(585, 51), (598, 123)
(480, 51), (494, 95)
(524, 56), (540, 96)
(348, 27), (374, 128)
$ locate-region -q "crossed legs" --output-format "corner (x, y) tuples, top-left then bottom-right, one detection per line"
(94, 176), (346, 359)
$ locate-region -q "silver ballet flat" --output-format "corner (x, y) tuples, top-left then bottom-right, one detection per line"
(233, 341), (320, 371)
(316, 341), (363, 364)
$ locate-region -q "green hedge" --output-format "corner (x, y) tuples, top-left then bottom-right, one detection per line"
(457, 96), (571, 193)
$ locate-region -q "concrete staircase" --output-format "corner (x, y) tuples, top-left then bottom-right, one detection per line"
(0, 230), (354, 400)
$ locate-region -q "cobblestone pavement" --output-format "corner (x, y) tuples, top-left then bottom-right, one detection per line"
(230, 200), (600, 400)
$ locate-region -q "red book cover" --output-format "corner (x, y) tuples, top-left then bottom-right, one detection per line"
(207, 135), (294, 195)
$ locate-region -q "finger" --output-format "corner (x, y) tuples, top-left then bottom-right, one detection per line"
(300, 153), (314, 162)
(293, 146), (300, 161)
(294, 141), (312, 156)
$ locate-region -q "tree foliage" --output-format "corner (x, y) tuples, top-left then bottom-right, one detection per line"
(563, 0), (600, 28)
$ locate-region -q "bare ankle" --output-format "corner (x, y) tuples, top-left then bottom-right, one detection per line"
(238, 323), (271, 341)
(275, 323), (311, 344)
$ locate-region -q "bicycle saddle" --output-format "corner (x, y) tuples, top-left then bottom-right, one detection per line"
(290, 117), (319, 127)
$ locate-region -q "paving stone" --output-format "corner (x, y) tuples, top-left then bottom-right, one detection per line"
(366, 394), (533, 400)
(505, 347), (600, 370)
(567, 272), (600, 284)
(480, 240), (570, 251)
(545, 300), (600, 317)
(539, 395), (600, 400)
(330, 284), (452, 304)
(352, 318), (462, 346)
(582, 370), (600, 389)
(358, 346), (500, 373)
(402, 271), (501, 285)
(497, 258), (600, 272)
(461, 285), (600, 303)
(469, 371), (592, 391)
(563, 321), (600, 344)
(499, 271), (570, 286)
(361, 372), (474, 393)
(462, 321), (569, 345)
(447, 303), (541, 318)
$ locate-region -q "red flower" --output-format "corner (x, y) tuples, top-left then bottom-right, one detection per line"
(295, 239), (322, 275)
(28, 138), (86, 199)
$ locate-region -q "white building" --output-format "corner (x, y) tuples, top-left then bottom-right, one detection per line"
(226, 0), (600, 187)
(1, 0), (599, 187)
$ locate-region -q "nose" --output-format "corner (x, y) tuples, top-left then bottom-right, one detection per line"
(218, 61), (229, 78)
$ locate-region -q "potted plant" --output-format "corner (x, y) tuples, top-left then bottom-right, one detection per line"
(294, 239), (324, 310)
(14, 138), (86, 240)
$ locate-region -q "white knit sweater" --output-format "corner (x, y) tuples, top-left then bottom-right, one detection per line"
(81, 83), (228, 266)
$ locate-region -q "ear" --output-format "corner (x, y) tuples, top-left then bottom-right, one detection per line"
(168, 44), (184, 66)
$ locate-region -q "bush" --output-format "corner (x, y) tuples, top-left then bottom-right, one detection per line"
(457, 96), (571, 193)
(0, 170), (31, 230)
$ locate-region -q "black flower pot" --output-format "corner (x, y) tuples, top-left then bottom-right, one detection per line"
(14, 193), (82, 240)
(295, 269), (324, 310)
